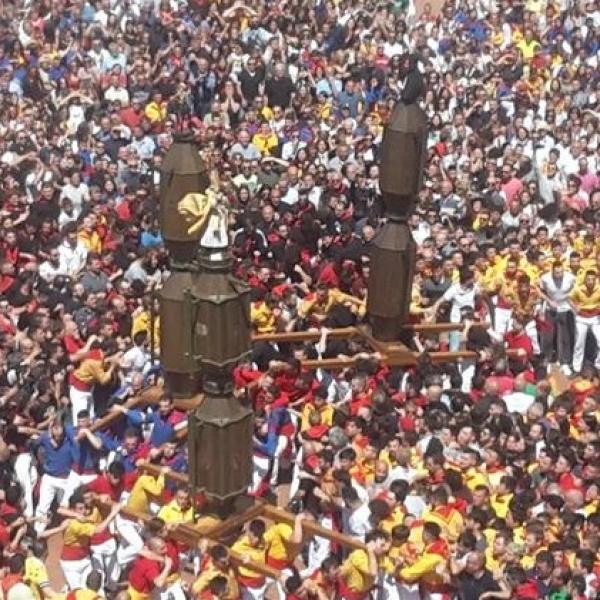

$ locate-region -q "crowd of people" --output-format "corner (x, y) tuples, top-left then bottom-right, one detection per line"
(0, 0), (599, 598)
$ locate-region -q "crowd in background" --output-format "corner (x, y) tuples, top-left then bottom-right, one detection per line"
(0, 0), (599, 598)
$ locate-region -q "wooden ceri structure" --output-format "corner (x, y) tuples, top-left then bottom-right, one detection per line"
(90, 319), (520, 588)
(98, 102), (520, 586)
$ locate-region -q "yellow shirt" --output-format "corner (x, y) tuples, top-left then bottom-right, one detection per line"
(64, 519), (95, 546)
(570, 284), (600, 314)
(145, 102), (167, 124)
(231, 535), (266, 582)
(73, 357), (112, 386)
(77, 229), (102, 253)
(264, 522), (296, 564)
(300, 402), (334, 431)
(340, 549), (373, 593)
(132, 311), (161, 349)
(252, 132), (279, 156)
(422, 506), (464, 543)
(399, 542), (447, 587)
(299, 288), (365, 319)
(25, 557), (49, 600)
(250, 301), (275, 334)
(127, 474), (165, 514)
(517, 38), (541, 60)
(463, 468), (489, 491)
(491, 493), (514, 519)
(192, 561), (239, 599)
(157, 499), (194, 525)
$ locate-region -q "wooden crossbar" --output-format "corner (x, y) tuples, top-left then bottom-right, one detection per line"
(94, 499), (280, 580)
(137, 463), (367, 552)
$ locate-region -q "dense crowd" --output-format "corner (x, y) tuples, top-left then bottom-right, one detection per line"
(0, 0), (599, 599)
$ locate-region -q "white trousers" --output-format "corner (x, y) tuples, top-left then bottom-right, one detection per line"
(69, 387), (94, 424)
(35, 474), (69, 534)
(524, 319), (541, 355)
(573, 315), (600, 372)
(250, 454), (270, 495)
(91, 538), (117, 589)
(151, 579), (186, 600)
(60, 557), (92, 591)
(495, 307), (512, 336)
(62, 472), (98, 507)
(114, 516), (143, 579)
(241, 584), (268, 600)
(14, 452), (38, 518)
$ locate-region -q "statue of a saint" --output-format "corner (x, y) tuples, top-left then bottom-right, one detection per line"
(177, 171), (229, 254)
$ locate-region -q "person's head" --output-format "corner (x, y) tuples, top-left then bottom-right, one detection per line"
(208, 575), (229, 598)
(158, 394), (174, 416)
(107, 461), (125, 486)
(422, 522), (441, 545)
(248, 519), (266, 546)
(465, 551), (486, 575)
(174, 485), (191, 511)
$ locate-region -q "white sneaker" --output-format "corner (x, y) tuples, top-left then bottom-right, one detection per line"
(560, 364), (572, 376)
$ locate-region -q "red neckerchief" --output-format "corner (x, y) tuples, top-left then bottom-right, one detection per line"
(426, 539), (449, 558)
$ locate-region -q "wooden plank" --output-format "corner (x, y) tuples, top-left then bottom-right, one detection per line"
(135, 465), (366, 552)
(262, 505), (367, 551)
(90, 386), (163, 433)
(252, 327), (358, 343)
(251, 322), (491, 343)
(138, 461), (190, 485)
(94, 500), (280, 579)
(204, 501), (266, 539)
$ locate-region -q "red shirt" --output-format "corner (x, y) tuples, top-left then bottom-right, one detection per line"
(87, 474), (124, 502)
(128, 557), (161, 593)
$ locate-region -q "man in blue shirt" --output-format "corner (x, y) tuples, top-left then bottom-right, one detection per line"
(62, 410), (117, 505)
(34, 420), (75, 535)
(111, 394), (186, 448)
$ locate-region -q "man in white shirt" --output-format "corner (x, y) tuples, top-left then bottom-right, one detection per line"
(58, 226), (88, 278)
(60, 172), (89, 216)
(342, 486), (371, 541)
(539, 262), (576, 373)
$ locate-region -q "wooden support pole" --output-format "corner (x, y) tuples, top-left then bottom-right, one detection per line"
(262, 505), (367, 551)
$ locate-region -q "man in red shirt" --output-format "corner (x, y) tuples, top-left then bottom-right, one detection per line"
(127, 536), (172, 600)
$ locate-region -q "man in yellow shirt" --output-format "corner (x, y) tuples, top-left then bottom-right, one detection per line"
(300, 385), (334, 431)
(144, 91), (167, 127)
(25, 540), (60, 600)
(264, 513), (305, 570)
(250, 295), (278, 334)
(570, 270), (600, 373)
(421, 487), (464, 543)
(516, 29), (541, 61)
(77, 216), (102, 254)
(252, 122), (279, 156)
(398, 522), (450, 597)
(298, 283), (366, 323)
(115, 467), (169, 578)
(231, 519), (268, 600)
(38, 491), (120, 591)
(192, 544), (240, 600)
(157, 485), (194, 526)
(339, 530), (388, 599)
